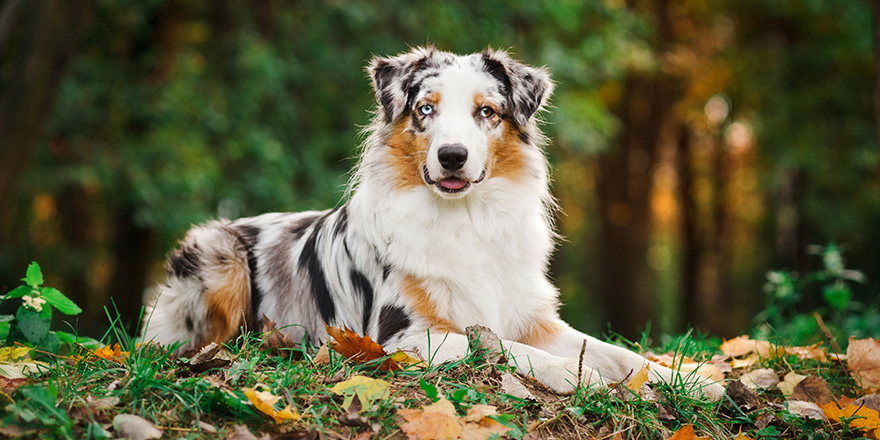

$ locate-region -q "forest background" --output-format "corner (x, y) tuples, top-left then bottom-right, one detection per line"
(1, 0), (878, 344)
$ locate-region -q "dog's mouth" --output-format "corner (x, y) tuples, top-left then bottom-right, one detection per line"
(423, 166), (486, 195)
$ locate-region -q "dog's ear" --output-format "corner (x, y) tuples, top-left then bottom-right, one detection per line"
(368, 46), (436, 122)
(481, 48), (554, 127)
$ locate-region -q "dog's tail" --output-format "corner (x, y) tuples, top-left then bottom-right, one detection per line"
(142, 220), (251, 353)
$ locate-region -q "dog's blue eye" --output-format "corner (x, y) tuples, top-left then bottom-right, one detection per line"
(419, 104), (434, 116)
(479, 106), (495, 118)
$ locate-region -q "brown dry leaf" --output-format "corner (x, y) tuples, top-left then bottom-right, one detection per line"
(720, 336), (781, 359)
(500, 372), (535, 400)
(663, 424), (710, 440)
(398, 398), (462, 440)
(739, 368), (778, 390)
(181, 342), (231, 374)
(260, 315), (298, 353)
(312, 344), (330, 365)
(821, 401), (880, 436)
(725, 380), (758, 408)
(786, 343), (828, 362)
(847, 337), (880, 390)
(785, 400), (826, 420)
(112, 414), (163, 440)
(778, 372), (807, 397)
(326, 325), (400, 371)
(791, 375), (834, 405)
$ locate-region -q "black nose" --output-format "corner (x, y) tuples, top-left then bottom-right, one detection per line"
(437, 144), (468, 171)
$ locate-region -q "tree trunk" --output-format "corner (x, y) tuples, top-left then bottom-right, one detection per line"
(0, 0), (92, 235)
(107, 206), (156, 334)
(676, 126), (700, 330)
(595, 0), (675, 339)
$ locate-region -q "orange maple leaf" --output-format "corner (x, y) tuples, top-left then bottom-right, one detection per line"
(821, 401), (880, 436)
(76, 343), (129, 363)
(664, 424), (710, 440)
(326, 325), (401, 371)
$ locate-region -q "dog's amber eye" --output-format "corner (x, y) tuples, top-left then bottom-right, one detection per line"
(419, 104), (434, 116)
(479, 106), (495, 118)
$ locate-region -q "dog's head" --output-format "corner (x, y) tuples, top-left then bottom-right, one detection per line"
(368, 47), (553, 198)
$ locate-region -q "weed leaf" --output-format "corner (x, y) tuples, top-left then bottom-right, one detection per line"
(24, 262), (43, 288)
(4, 285), (31, 300)
(420, 378), (438, 400)
(16, 307), (51, 344)
(39, 287), (82, 315)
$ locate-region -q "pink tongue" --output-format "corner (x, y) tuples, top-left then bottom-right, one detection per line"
(439, 178), (467, 190)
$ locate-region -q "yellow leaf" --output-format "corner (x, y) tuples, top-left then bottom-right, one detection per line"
(0, 347), (30, 362)
(243, 387), (300, 423)
(778, 372), (806, 397)
(392, 350), (426, 369)
(330, 375), (390, 410)
(626, 365), (651, 392)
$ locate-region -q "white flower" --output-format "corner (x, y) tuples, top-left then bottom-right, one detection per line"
(22, 295), (46, 312)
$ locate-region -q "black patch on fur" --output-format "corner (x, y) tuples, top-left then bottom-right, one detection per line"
(373, 61), (399, 122)
(233, 224), (263, 322)
(350, 269), (374, 331)
(481, 54), (511, 97)
(377, 305), (411, 345)
(333, 205), (348, 237)
(169, 244), (201, 279)
(185, 316), (194, 332)
(299, 214), (336, 323)
(382, 264), (392, 281)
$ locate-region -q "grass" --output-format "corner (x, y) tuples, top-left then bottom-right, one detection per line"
(0, 317), (866, 439)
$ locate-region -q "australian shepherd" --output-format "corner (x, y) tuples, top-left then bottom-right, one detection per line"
(143, 47), (722, 398)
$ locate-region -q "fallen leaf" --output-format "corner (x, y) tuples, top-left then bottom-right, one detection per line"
(778, 372), (807, 397)
(720, 336), (780, 358)
(725, 380), (758, 408)
(326, 325), (400, 371)
(664, 424), (710, 440)
(180, 342), (231, 373)
(499, 372), (535, 400)
(786, 343), (828, 362)
(854, 394), (880, 413)
(646, 354), (725, 381)
(0, 376), (26, 395)
(791, 375), (834, 405)
(313, 344), (331, 365)
(848, 337), (880, 390)
(398, 398), (462, 440)
(821, 401), (880, 435)
(260, 315), (299, 354)
(465, 325), (506, 364)
(626, 365), (651, 393)
(738, 368), (778, 390)
(112, 414), (163, 440)
(226, 424), (272, 440)
(733, 430), (756, 440)
(330, 375), (390, 411)
(0, 347), (30, 362)
(786, 400), (826, 420)
(243, 387), (300, 423)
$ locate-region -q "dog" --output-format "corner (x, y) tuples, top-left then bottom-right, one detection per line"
(143, 46), (723, 399)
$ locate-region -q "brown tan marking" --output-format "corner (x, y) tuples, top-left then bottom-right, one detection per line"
(400, 275), (459, 334)
(488, 119), (528, 181)
(385, 115), (431, 190)
(518, 310), (565, 348)
(201, 256), (251, 347)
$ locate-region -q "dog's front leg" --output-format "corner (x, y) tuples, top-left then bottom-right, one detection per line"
(535, 322), (725, 400)
(398, 330), (601, 395)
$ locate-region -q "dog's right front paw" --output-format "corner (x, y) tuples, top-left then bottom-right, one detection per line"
(532, 358), (603, 395)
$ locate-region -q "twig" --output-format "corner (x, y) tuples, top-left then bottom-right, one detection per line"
(813, 312), (842, 354)
(13, 341), (74, 360)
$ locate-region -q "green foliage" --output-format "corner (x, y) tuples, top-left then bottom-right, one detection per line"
(756, 243), (877, 346)
(1, 262), (84, 353)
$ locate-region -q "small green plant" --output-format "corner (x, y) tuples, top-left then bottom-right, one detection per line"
(1, 262), (83, 353)
(756, 243), (877, 346)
